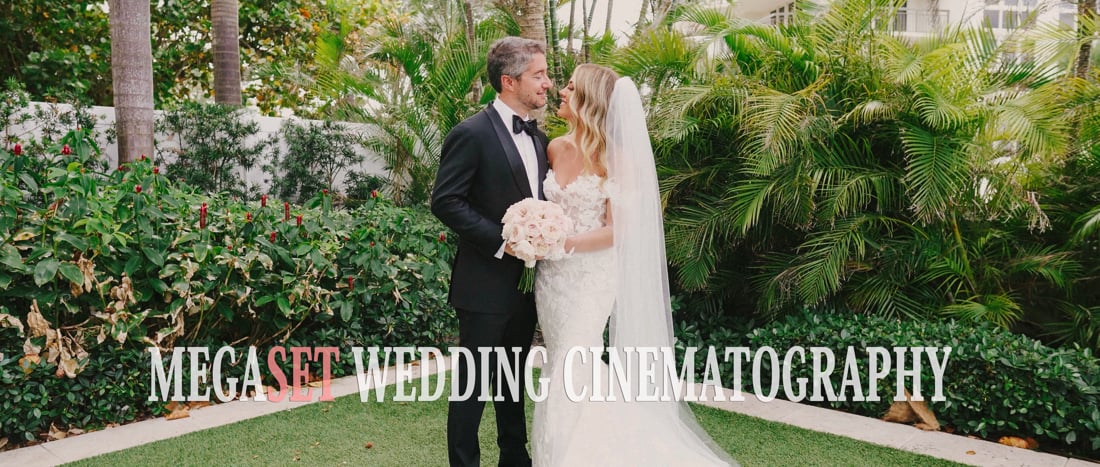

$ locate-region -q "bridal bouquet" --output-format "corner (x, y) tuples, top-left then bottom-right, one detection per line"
(501, 198), (573, 292)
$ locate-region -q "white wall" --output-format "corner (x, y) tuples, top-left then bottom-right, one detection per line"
(737, 0), (1079, 37)
(4, 102), (389, 194)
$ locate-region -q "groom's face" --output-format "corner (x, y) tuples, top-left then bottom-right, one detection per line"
(507, 53), (551, 114)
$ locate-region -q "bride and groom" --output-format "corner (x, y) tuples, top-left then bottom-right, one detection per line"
(431, 36), (736, 467)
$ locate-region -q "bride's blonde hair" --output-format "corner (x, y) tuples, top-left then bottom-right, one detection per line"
(566, 64), (619, 178)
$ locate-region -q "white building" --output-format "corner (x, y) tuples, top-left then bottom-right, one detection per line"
(734, 0), (1082, 38)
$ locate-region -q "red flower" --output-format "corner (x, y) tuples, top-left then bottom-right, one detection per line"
(439, 232), (447, 242)
(284, 202), (290, 221)
(347, 276), (355, 289)
(296, 214), (302, 226)
(246, 212), (252, 222)
(139, 154), (147, 161)
(261, 194), (268, 208)
(370, 190), (378, 199)
(369, 241), (375, 247)
(270, 231), (277, 242)
(322, 189), (328, 196)
(12, 143), (21, 155)
(61, 144), (71, 155)
(135, 185), (142, 194)
(200, 203), (208, 229)
(153, 166), (160, 174)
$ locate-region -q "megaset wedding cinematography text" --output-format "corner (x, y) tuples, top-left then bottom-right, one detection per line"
(147, 345), (951, 404)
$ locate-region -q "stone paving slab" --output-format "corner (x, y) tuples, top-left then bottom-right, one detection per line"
(0, 348), (1094, 467)
(698, 386), (1090, 467)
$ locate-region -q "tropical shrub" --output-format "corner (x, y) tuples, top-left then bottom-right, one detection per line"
(612, 0), (1100, 351)
(734, 312), (1100, 457)
(0, 135), (456, 444)
(157, 102), (269, 198)
(266, 119), (366, 204)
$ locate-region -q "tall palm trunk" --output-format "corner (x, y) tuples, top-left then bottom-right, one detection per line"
(1076, 0), (1097, 79)
(582, 0), (596, 61)
(517, 0), (548, 44)
(637, 0), (650, 28)
(109, 0), (154, 165)
(548, 0), (563, 79)
(605, 0), (614, 35)
(462, 0), (482, 101)
(568, 0), (577, 54)
(212, 0), (242, 106)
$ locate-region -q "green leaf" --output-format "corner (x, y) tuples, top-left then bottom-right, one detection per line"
(0, 272), (11, 289)
(276, 296), (291, 316)
(58, 263), (83, 285)
(34, 258), (60, 286)
(124, 255), (141, 275)
(0, 245), (23, 271)
(293, 244), (313, 256)
(340, 301), (353, 321)
(18, 173), (38, 193)
(143, 247), (166, 267)
(56, 232), (88, 251)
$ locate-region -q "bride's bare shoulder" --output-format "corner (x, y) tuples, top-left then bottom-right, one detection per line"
(547, 136), (576, 164)
(547, 136), (576, 154)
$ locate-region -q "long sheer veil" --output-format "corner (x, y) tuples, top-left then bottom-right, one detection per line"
(606, 77), (737, 466)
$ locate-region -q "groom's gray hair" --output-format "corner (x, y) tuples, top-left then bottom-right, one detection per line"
(487, 37), (546, 93)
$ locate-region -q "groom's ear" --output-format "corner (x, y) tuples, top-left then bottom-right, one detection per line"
(500, 74), (515, 93)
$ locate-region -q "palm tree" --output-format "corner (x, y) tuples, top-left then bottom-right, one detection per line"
(1076, 0), (1098, 78)
(309, 0), (510, 205)
(517, 0), (547, 44)
(615, 0), (1082, 330)
(212, 0), (242, 106)
(109, 0), (154, 165)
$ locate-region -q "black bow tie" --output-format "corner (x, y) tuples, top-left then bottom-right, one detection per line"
(512, 115), (538, 136)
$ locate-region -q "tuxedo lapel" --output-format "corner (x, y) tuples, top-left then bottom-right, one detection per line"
(534, 131), (548, 200)
(483, 105), (534, 199)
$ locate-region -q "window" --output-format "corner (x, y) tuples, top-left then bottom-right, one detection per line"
(769, 2), (796, 25)
(1059, 2), (1077, 27)
(983, 0), (1036, 30)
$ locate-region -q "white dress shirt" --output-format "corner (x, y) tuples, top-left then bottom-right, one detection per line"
(492, 99), (540, 199)
(492, 99), (540, 259)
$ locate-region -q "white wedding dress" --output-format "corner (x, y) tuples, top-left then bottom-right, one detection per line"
(532, 169), (733, 467)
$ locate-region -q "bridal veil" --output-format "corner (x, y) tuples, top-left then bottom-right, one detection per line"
(606, 77), (737, 466)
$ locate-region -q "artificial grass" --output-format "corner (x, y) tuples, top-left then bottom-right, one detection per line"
(67, 373), (964, 467)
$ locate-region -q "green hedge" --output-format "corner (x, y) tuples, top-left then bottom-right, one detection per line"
(0, 133), (457, 443)
(738, 312), (1100, 456)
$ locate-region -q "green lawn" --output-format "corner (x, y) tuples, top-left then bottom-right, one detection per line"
(68, 373), (964, 467)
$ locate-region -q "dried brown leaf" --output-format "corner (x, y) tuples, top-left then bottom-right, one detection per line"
(165, 405), (190, 421)
(47, 424), (67, 440)
(998, 436), (1029, 449)
(26, 301), (51, 337)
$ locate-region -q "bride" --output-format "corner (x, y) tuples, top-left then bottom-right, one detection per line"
(531, 64), (737, 466)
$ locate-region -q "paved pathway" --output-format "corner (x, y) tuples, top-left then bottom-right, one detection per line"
(0, 348), (1094, 466)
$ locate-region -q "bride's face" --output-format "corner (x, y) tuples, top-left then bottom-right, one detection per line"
(557, 79), (576, 122)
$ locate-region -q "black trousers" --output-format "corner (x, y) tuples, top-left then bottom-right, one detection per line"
(447, 304), (537, 467)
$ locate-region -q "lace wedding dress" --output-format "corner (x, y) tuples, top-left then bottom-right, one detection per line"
(532, 169), (732, 467)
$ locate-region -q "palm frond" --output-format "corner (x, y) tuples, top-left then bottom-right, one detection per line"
(899, 123), (970, 224)
(942, 294), (1022, 328)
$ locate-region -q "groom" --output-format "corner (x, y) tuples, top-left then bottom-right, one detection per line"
(430, 36), (551, 467)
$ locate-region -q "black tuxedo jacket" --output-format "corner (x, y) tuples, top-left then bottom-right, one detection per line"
(431, 105), (549, 314)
